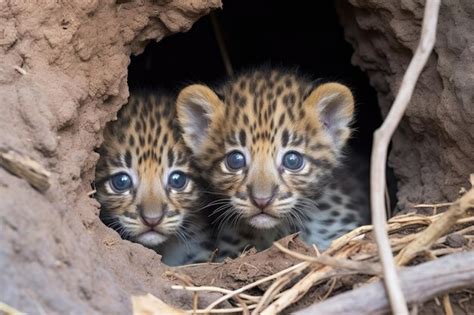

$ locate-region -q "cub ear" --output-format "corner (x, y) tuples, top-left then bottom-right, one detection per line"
(303, 82), (355, 149)
(176, 84), (224, 155)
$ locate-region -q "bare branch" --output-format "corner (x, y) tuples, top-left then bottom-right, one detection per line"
(294, 252), (474, 315)
(369, 0), (440, 313)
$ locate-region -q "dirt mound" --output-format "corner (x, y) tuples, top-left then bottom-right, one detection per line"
(0, 1), (220, 313)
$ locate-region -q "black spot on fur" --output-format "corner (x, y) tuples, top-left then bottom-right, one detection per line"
(167, 150), (174, 167)
(276, 85), (283, 96)
(318, 202), (330, 210)
(322, 218), (336, 225)
(242, 114), (249, 125)
(135, 121), (142, 132)
(278, 113), (286, 127)
(341, 213), (356, 225)
(239, 129), (246, 146)
(128, 135), (135, 147)
(125, 150), (132, 168)
(281, 129), (289, 147)
(238, 96), (247, 108)
(331, 195), (342, 204)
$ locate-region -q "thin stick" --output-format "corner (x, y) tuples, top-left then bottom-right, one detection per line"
(251, 273), (293, 315)
(171, 285), (260, 302)
(321, 277), (338, 300)
(210, 12), (234, 77)
(185, 304), (257, 314)
(413, 202), (453, 208)
(273, 242), (382, 275)
(369, 0), (440, 313)
(442, 295), (454, 315)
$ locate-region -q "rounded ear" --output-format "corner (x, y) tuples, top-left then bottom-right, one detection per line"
(176, 84), (224, 155)
(303, 82), (355, 149)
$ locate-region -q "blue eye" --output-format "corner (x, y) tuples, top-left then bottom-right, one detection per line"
(282, 151), (304, 171)
(110, 173), (133, 193)
(168, 171), (188, 190)
(226, 151), (246, 170)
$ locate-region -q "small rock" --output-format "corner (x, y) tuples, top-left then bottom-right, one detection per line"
(445, 233), (467, 248)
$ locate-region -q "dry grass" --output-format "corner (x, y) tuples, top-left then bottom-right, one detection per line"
(133, 175), (474, 314)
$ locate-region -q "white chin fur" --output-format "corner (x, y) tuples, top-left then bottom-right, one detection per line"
(248, 214), (279, 229)
(135, 231), (167, 247)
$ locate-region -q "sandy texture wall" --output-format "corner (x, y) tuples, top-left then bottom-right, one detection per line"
(337, 0), (474, 210)
(0, 1), (220, 314)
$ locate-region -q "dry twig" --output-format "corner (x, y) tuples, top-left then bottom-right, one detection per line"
(294, 252), (474, 315)
(273, 241), (382, 276)
(396, 176), (474, 265)
(442, 294), (454, 315)
(260, 248), (353, 315)
(202, 261), (309, 313)
(369, 0), (440, 313)
(210, 12), (234, 77)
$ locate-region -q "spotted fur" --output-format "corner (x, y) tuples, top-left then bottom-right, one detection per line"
(95, 91), (213, 266)
(176, 68), (370, 259)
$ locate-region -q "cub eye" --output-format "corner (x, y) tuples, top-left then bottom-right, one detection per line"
(282, 151), (304, 171)
(225, 151), (246, 170)
(110, 173), (133, 193)
(168, 171), (188, 190)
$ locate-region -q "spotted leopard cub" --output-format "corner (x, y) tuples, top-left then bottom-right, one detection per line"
(176, 69), (369, 259)
(95, 92), (213, 266)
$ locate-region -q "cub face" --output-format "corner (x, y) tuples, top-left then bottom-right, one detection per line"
(95, 93), (201, 248)
(176, 70), (355, 230)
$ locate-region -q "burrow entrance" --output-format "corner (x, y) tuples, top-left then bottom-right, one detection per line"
(129, 0), (382, 157)
(100, 0), (397, 310)
(126, 0), (397, 213)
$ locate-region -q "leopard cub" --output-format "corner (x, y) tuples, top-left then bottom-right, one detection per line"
(176, 68), (370, 259)
(95, 91), (214, 266)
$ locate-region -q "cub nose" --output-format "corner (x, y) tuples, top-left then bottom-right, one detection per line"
(250, 195), (274, 210)
(138, 204), (166, 227)
(140, 212), (164, 227)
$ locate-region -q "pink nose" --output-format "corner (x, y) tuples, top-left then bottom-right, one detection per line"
(251, 196), (273, 210)
(140, 213), (164, 227)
